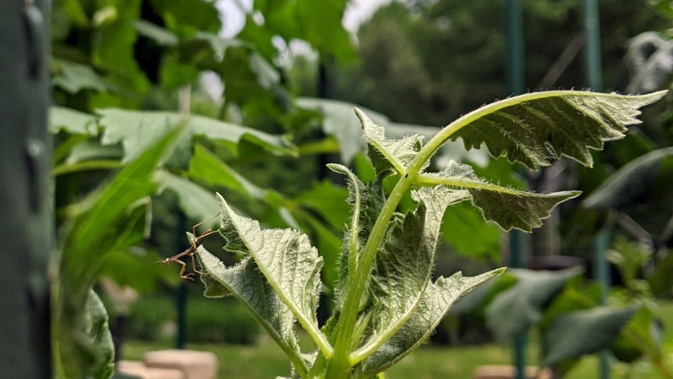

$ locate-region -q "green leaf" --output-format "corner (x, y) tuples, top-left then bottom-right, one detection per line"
(449, 271), (517, 316)
(360, 269), (504, 375)
(440, 201), (501, 260)
(214, 193), (329, 357)
(149, 0), (221, 36)
(421, 160), (580, 232)
(583, 147), (673, 210)
(298, 98), (385, 164)
(357, 107), (426, 175)
(450, 91), (666, 169)
(355, 186), (469, 362)
(133, 20), (179, 47)
(51, 58), (113, 94)
(197, 248), (307, 376)
(327, 164), (386, 309)
(98, 108), (295, 162)
(188, 143), (267, 200)
(157, 171), (220, 224)
(50, 106), (98, 136)
(485, 268), (583, 341)
(61, 124), (185, 283)
(616, 306), (664, 363)
(295, 181), (350, 231)
(541, 307), (638, 368)
(216, 193), (322, 332)
(84, 290), (116, 379)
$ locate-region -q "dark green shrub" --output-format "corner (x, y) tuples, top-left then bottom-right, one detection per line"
(126, 296), (174, 341)
(187, 299), (261, 345)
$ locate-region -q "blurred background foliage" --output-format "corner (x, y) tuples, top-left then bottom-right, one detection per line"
(49, 0), (673, 376)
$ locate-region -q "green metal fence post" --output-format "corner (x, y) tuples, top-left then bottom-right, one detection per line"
(0, 0), (52, 376)
(505, 1), (527, 378)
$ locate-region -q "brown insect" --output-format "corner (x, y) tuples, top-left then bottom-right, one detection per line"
(164, 216), (219, 280)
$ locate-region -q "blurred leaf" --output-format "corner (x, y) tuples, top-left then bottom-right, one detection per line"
(159, 55), (200, 90)
(583, 147), (673, 210)
(649, 0), (673, 19)
(618, 306), (664, 362)
(56, 125), (184, 378)
(539, 280), (602, 330)
(647, 250), (673, 297)
(98, 108), (296, 162)
(133, 20), (179, 46)
(158, 171), (219, 225)
(101, 248), (176, 292)
(51, 58), (113, 94)
(295, 181), (349, 230)
(148, 0), (221, 36)
(249, 0), (355, 63)
(50, 106), (98, 135)
(485, 268), (583, 340)
(541, 307), (638, 369)
(188, 143), (267, 200)
(64, 141), (123, 164)
(449, 271), (517, 316)
(85, 290), (115, 379)
(440, 201), (501, 260)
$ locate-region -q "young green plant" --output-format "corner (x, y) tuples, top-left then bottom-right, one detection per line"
(188, 90), (666, 379)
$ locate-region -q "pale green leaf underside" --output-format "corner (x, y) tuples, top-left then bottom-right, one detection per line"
(215, 193), (326, 352)
(361, 268), (504, 375)
(196, 246), (305, 373)
(420, 160), (579, 232)
(50, 106), (98, 136)
(451, 91), (666, 169)
(361, 186), (469, 360)
(97, 109), (295, 162)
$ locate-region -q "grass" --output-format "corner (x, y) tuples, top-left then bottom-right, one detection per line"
(121, 302), (673, 378)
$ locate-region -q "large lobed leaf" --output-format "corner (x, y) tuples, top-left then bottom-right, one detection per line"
(450, 91), (666, 169)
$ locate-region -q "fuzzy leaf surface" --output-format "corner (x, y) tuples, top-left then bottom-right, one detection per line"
(328, 164), (387, 310)
(196, 246), (306, 375)
(356, 108), (426, 175)
(450, 91), (666, 169)
(421, 160), (579, 232)
(215, 193), (325, 350)
(361, 269), (504, 375)
(360, 186), (470, 358)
